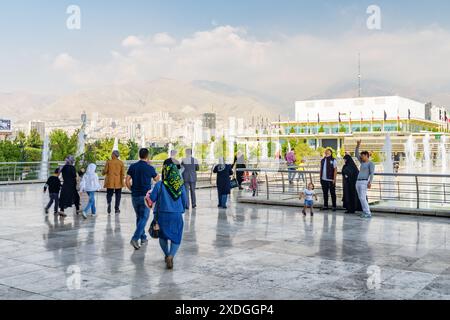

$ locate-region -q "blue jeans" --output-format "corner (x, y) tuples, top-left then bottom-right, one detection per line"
(288, 165), (296, 183)
(131, 196), (150, 241)
(159, 238), (180, 257)
(218, 192), (228, 208)
(83, 191), (96, 215)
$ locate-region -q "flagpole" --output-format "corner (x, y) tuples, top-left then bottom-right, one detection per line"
(371, 111), (373, 132)
(348, 112), (352, 134)
(360, 112), (363, 132)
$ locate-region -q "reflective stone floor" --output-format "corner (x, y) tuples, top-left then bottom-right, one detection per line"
(0, 184), (449, 300)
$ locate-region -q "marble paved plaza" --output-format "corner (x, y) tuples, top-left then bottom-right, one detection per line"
(0, 184), (449, 300)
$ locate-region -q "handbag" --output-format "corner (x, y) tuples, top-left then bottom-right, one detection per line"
(149, 185), (162, 239)
(230, 177), (239, 189)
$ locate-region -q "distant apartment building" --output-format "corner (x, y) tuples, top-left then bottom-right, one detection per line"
(202, 113), (216, 130)
(28, 120), (45, 138)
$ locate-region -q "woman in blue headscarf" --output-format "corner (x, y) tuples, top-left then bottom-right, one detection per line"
(58, 156), (80, 217)
(149, 162), (187, 270)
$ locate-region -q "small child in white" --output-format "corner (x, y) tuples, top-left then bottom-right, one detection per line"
(79, 163), (101, 219)
(300, 182), (318, 216)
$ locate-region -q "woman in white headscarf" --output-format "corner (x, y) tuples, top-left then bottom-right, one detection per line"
(213, 157), (234, 209)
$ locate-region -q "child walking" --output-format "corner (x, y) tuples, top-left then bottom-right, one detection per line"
(44, 168), (62, 215)
(79, 163), (101, 219)
(300, 182), (318, 216)
(250, 171), (258, 196)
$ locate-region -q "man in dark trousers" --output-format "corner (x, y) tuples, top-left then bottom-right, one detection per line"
(320, 148), (337, 211)
(181, 148), (200, 209)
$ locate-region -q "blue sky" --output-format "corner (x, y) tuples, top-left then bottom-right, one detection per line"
(1, 0), (449, 60)
(1, 0), (450, 100)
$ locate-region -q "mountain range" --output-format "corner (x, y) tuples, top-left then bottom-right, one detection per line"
(1, 78), (449, 124)
(0, 79), (281, 123)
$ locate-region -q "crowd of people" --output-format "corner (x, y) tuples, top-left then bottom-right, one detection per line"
(43, 141), (375, 269)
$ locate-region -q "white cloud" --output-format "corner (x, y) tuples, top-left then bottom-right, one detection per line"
(52, 53), (78, 70)
(122, 35), (144, 47)
(152, 33), (176, 46)
(52, 25), (450, 106)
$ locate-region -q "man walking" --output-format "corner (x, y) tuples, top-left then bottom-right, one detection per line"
(285, 149), (297, 184)
(103, 150), (125, 214)
(355, 140), (375, 218)
(181, 148), (199, 209)
(320, 148), (337, 211)
(126, 148), (160, 250)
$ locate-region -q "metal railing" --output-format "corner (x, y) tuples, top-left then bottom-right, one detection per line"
(0, 160), (216, 185)
(236, 168), (450, 211)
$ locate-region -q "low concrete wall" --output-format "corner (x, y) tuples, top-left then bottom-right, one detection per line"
(237, 197), (450, 218)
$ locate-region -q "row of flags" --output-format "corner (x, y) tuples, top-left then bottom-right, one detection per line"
(306, 109), (450, 123)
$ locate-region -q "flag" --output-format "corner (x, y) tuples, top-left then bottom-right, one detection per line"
(384, 110), (387, 121)
(408, 109), (411, 120)
(338, 112), (341, 123)
(317, 113), (320, 123)
(439, 110), (442, 121)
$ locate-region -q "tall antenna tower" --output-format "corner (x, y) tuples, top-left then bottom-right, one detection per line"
(358, 52), (361, 97)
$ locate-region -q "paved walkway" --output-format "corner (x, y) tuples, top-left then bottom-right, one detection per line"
(0, 184), (449, 300)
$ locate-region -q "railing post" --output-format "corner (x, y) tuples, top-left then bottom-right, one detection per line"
(265, 172), (269, 200)
(379, 181), (382, 200)
(415, 176), (420, 209)
(281, 172), (285, 193)
(444, 183), (447, 204)
(13, 164), (16, 181)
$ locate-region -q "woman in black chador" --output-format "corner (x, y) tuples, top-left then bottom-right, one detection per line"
(342, 154), (362, 214)
(58, 156), (80, 217)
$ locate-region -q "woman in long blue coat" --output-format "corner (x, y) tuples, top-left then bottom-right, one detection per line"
(213, 157), (234, 209)
(150, 163), (187, 270)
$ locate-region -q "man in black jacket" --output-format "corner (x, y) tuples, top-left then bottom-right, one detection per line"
(320, 148), (337, 211)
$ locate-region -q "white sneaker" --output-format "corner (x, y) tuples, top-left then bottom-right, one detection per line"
(82, 212), (88, 219)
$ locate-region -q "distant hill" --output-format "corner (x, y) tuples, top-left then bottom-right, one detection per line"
(3, 78), (281, 123)
(0, 92), (57, 122)
(2, 78), (449, 124)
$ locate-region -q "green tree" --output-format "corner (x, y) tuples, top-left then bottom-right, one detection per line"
(26, 129), (42, 148)
(339, 125), (346, 133)
(152, 152), (168, 161)
(289, 127), (296, 134)
(318, 125), (325, 133)
(93, 138), (130, 161)
(371, 151), (381, 163)
(0, 140), (21, 162)
(294, 142), (317, 163)
(14, 131), (27, 161)
(24, 147), (42, 162)
(49, 129), (77, 161)
(127, 140), (139, 160)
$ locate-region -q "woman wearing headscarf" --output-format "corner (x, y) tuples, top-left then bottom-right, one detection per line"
(213, 157), (234, 209)
(149, 163), (187, 270)
(342, 154), (362, 214)
(232, 151), (246, 190)
(58, 156), (80, 217)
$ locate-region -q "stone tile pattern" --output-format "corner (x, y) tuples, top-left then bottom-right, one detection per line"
(0, 185), (449, 300)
